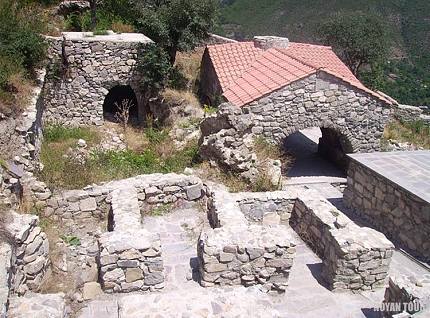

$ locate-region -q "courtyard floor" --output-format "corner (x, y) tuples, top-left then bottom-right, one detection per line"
(77, 201), (429, 318)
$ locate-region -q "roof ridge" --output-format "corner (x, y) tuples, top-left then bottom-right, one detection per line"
(288, 42), (332, 49)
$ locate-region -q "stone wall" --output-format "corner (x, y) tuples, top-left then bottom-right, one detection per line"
(201, 188), (297, 292)
(202, 186), (394, 292)
(199, 72), (392, 180)
(199, 49), (223, 105)
(43, 32), (152, 125)
(198, 225), (296, 292)
(6, 212), (50, 295)
(0, 69), (45, 167)
(382, 275), (430, 317)
(233, 191), (295, 225)
(99, 230), (164, 293)
(394, 104), (430, 125)
(291, 193), (394, 291)
(8, 293), (67, 318)
(43, 173), (205, 224)
(344, 160), (430, 263)
(98, 186), (164, 293)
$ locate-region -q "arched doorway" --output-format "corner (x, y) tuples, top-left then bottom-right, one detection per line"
(282, 127), (351, 180)
(103, 85), (138, 123)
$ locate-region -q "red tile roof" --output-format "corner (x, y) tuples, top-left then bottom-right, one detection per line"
(206, 41), (393, 107)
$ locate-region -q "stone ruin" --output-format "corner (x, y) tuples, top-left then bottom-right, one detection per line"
(98, 187), (164, 293)
(382, 275), (430, 317)
(199, 186), (394, 292)
(43, 32), (153, 125)
(0, 171), (407, 317)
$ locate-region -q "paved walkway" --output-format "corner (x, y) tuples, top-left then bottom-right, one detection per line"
(282, 128), (347, 186)
(77, 201), (429, 318)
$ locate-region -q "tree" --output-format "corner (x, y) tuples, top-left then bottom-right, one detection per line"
(88, 0), (97, 30)
(137, 43), (172, 105)
(319, 11), (391, 76)
(134, 0), (218, 64)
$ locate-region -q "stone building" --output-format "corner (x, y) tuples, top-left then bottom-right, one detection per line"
(199, 36), (396, 175)
(43, 32), (153, 125)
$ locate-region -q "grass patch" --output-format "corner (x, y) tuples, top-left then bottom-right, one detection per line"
(383, 120), (430, 149)
(60, 235), (81, 246)
(144, 203), (173, 217)
(39, 124), (199, 189)
(253, 135), (283, 160)
(44, 124), (101, 144)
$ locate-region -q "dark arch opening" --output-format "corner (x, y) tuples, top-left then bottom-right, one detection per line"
(282, 127), (351, 179)
(103, 85), (138, 122)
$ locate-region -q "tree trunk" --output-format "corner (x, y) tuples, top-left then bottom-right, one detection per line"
(167, 46), (177, 65)
(89, 0), (97, 30)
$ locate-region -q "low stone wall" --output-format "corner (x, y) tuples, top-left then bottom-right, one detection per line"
(394, 104), (430, 124)
(233, 191), (296, 225)
(6, 212), (50, 295)
(382, 275), (430, 317)
(198, 225), (296, 292)
(291, 194), (394, 291)
(98, 185), (164, 293)
(0, 69), (52, 208)
(44, 173), (205, 223)
(98, 230), (164, 293)
(344, 160), (430, 262)
(201, 188), (297, 292)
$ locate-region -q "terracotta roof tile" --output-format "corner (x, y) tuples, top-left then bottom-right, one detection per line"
(206, 41), (393, 107)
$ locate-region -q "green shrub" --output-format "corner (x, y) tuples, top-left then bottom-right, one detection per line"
(0, 0), (46, 71)
(43, 124), (100, 144)
(64, 13), (84, 31)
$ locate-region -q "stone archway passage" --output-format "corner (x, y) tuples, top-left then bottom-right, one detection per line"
(102, 85), (138, 122)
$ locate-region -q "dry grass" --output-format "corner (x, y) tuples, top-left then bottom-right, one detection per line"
(111, 21), (135, 33)
(383, 120), (430, 149)
(253, 136), (283, 160)
(0, 73), (34, 117)
(174, 48), (205, 91)
(195, 162), (249, 192)
(123, 126), (149, 152)
(162, 88), (200, 108)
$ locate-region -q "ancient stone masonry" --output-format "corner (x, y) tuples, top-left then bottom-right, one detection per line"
(344, 155), (430, 263)
(5, 212), (50, 295)
(43, 32), (152, 125)
(43, 173), (205, 223)
(201, 186), (395, 292)
(291, 192), (394, 291)
(200, 188), (298, 292)
(394, 104), (430, 125)
(199, 72), (393, 179)
(98, 186), (164, 293)
(198, 225), (296, 292)
(382, 275), (430, 317)
(0, 69), (52, 208)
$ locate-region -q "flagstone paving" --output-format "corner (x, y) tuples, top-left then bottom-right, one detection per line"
(77, 202), (429, 318)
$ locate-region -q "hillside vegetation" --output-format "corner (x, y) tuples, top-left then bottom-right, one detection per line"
(219, 0), (430, 106)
